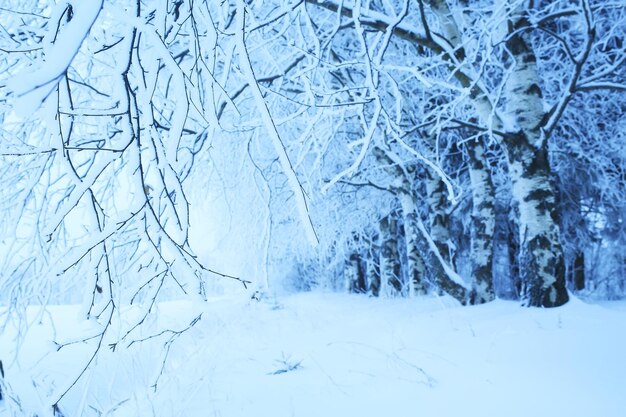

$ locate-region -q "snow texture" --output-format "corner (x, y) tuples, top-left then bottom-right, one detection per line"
(1, 293), (624, 417)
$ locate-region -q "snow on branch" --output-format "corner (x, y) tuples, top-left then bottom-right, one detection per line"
(235, 1), (319, 247)
(8, 0), (104, 117)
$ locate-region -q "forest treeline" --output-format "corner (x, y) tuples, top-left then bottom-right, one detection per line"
(286, 0), (626, 306)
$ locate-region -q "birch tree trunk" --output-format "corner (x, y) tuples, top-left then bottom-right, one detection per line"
(504, 138), (568, 306)
(467, 138), (496, 304)
(425, 168), (453, 265)
(366, 242), (381, 297)
(379, 214), (403, 296)
(345, 247), (366, 293)
(503, 7), (569, 307)
(371, 147), (466, 301)
(399, 194), (428, 297)
(414, 217), (468, 303)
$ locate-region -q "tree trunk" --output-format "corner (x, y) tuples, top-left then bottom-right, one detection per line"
(372, 146), (467, 302)
(399, 194), (428, 297)
(425, 168), (453, 265)
(0, 359), (3, 401)
(572, 251), (585, 291)
(505, 135), (568, 307)
(414, 216), (468, 304)
(508, 211), (522, 299)
(366, 244), (381, 297)
(379, 213), (403, 296)
(345, 251), (366, 293)
(503, 7), (569, 307)
(466, 138), (496, 304)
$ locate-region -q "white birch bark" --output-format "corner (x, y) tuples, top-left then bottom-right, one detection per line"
(467, 138), (496, 304)
(344, 237), (366, 293)
(372, 147), (467, 301)
(344, 253), (360, 292)
(367, 257), (381, 296)
(379, 214), (402, 297)
(505, 137), (568, 306)
(424, 168), (452, 264)
(503, 5), (568, 307)
(399, 194), (427, 297)
(365, 236), (381, 296)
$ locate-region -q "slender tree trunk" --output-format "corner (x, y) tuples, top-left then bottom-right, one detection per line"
(399, 194), (428, 297)
(379, 213), (402, 296)
(508, 211), (522, 299)
(572, 251), (585, 291)
(345, 251), (366, 293)
(0, 359), (3, 401)
(414, 216), (468, 303)
(425, 169), (453, 265)
(366, 243), (381, 297)
(371, 146), (466, 302)
(421, 167), (470, 302)
(466, 138), (495, 304)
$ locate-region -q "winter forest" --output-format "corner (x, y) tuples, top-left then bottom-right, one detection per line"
(0, 0), (625, 416)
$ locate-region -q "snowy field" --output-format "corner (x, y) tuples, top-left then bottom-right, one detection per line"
(1, 293), (625, 417)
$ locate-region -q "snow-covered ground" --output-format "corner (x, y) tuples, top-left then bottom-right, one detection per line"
(1, 293), (625, 417)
